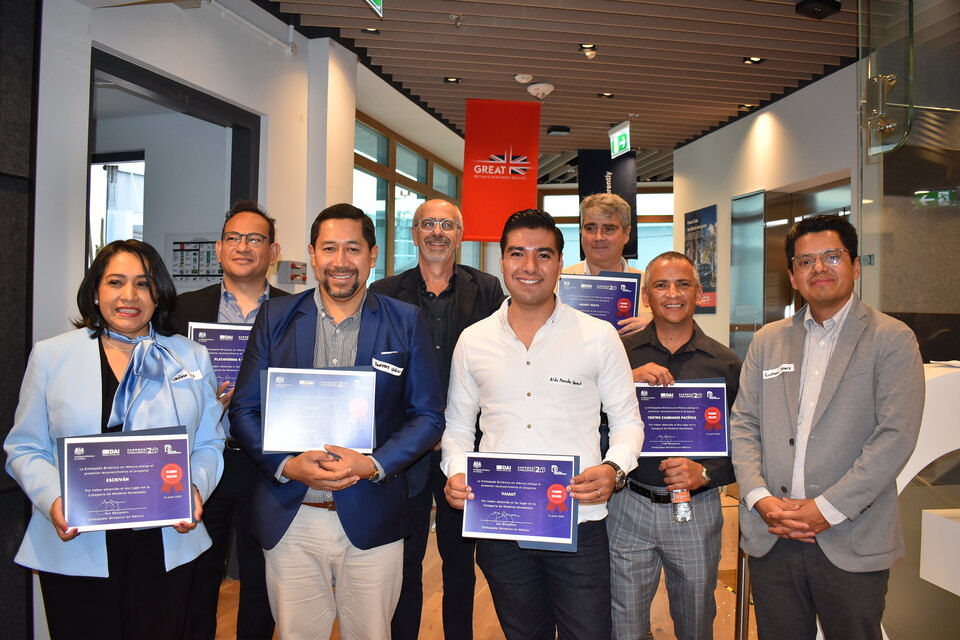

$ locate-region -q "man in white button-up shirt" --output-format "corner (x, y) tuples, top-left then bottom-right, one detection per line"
(731, 215), (924, 640)
(441, 209), (644, 640)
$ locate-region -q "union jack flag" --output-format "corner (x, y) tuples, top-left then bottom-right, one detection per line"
(483, 148), (530, 175)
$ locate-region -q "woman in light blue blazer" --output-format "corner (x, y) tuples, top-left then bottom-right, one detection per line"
(4, 240), (224, 639)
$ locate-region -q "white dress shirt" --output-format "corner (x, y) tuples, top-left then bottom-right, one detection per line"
(441, 298), (645, 523)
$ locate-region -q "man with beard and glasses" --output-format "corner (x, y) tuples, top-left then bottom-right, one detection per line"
(230, 203), (445, 639)
(370, 199), (504, 640)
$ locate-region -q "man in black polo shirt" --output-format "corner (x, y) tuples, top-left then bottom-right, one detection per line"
(608, 251), (740, 640)
(370, 199), (504, 640)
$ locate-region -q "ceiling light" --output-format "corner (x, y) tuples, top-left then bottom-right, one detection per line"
(527, 82), (555, 100)
(547, 125), (571, 136)
(598, 92), (614, 99)
(361, 28), (380, 34)
(514, 73), (533, 84)
(795, 0), (841, 20)
(743, 56), (765, 64)
(579, 43), (598, 60)
(443, 77), (461, 84)
(739, 103), (756, 110)
(628, 113), (640, 118)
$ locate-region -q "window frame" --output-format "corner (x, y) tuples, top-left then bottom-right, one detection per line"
(354, 111), (463, 277)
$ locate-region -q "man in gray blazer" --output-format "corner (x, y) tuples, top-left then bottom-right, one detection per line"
(731, 215), (924, 640)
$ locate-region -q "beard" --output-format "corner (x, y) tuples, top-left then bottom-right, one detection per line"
(322, 269), (361, 299)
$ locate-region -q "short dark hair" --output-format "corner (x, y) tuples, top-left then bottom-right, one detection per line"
(310, 203), (377, 249)
(74, 240), (178, 337)
(784, 214), (858, 271)
(644, 251), (698, 283)
(499, 209), (564, 255)
(223, 200), (277, 243)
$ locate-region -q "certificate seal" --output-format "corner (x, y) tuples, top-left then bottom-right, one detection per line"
(615, 297), (633, 318)
(703, 407), (723, 431)
(546, 484), (568, 512)
(161, 463), (185, 493)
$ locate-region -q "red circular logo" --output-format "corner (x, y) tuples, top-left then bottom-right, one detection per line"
(162, 463), (183, 483)
(547, 484), (567, 504)
(617, 298), (632, 313)
(704, 407), (722, 430)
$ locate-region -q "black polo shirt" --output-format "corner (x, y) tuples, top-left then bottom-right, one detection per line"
(621, 320), (741, 488)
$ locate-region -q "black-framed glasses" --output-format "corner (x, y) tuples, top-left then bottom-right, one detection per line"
(222, 232), (269, 248)
(415, 218), (461, 232)
(792, 248), (849, 271)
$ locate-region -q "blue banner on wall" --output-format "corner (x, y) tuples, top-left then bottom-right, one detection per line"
(684, 205), (718, 314)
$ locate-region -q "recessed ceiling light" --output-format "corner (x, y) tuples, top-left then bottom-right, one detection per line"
(628, 113), (640, 118)
(743, 56), (765, 64)
(514, 73), (533, 84)
(598, 92), (614, 99)
(362, 28), (380, 34)
(579, 44), (598, 60)
(547, 125), (571, 136)
(443, 77), (462, 84)
(739, 103), (757, 110)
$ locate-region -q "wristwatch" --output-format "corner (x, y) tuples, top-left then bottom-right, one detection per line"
(602, 461), (627, 492)
(367, 458), (380, 482)
(699, 465), (711, 487)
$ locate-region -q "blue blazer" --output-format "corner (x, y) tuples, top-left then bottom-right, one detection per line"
(4, 329), (225, 577)
(229, 290), (445, 550)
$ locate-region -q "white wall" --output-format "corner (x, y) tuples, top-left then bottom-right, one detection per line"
(35, 0), (466, 342)
(673, 63), (861, 344)
(96, 112), (232, 250)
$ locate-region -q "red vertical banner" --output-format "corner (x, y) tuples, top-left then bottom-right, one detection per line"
(461, 99), (540, 242)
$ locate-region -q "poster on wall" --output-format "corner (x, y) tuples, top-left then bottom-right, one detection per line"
(684, 205), (717, 314)
(461, 99), (540, 242)
(577, 149), (638, 259)
(166, 233), (222, 294)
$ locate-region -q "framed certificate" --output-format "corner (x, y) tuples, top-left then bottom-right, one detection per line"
(59, 427), (193, 532)
(637, 381), (729, 457)
(187, 322), (252, 388)
(463, 452), (579, 551)
(262, 367), (376, 453)
(557, 274), (639, 329)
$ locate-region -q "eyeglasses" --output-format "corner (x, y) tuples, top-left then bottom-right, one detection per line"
(222, 232), (269, 248)
(415, 218), (461, 233)
(792, 248), (849, 271)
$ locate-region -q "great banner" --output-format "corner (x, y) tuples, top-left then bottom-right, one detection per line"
(461, 99), (540, 242)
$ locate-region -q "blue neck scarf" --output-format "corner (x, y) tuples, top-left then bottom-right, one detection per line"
(105, 326), (186, 431)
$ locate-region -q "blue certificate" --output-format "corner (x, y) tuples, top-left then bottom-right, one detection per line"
(262, 367), (376, 453)
(557, 274), (639, 329)
(637, 382), (728, 457)
(187, 322), (252, 388)
(58, 427), (193, 532)
(463, 452), (579, 551)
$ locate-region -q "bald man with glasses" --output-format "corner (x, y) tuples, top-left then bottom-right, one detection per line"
(370, 199), (504, 640)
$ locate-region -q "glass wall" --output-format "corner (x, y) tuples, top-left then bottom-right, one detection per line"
(353, 114), (466, 276)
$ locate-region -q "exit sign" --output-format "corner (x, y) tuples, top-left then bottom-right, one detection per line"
(609, 121), (630, 159)
(913, 188), (959, 207)
(364, 0), (383, 17)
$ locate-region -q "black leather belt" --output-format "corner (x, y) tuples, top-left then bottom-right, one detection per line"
(627, 480), (711, 503)
(303, 501), (337, 511)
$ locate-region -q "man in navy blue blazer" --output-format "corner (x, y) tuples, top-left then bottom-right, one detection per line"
(230, 203), (445, 639)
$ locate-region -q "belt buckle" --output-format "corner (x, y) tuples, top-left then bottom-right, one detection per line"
(303, 501), (337, 511)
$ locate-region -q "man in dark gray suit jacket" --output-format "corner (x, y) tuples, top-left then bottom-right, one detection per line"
(173, 201), (287, 640)
(370, 199), (504, 640)
(731, 215), (925, 640)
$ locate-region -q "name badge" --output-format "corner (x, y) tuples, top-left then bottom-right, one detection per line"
(372, 358), (404, 376)
(548, 376), (583, 388)
(762, 363), (795, 380)
(171, 369), (203, 383)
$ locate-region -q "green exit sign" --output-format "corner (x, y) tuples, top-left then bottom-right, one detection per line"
(364, 0), (383, 17)
(608, 121), (630, 159)
(913, 188), (959, 207)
